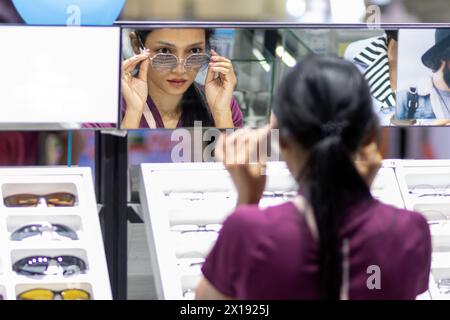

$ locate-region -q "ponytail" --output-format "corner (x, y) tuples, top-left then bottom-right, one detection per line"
(303, 134), (370, 299)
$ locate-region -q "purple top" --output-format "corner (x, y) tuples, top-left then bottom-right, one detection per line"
(133, 94), (243, 128)
(202, 197), (432, 299)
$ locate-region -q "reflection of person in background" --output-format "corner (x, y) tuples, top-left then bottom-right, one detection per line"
(0, 0), (86, 165)
(196, 56), (431, 300)
(121, 29), (242, 129)
(396, 29), (450, 124)
(344, 30), (398, 126)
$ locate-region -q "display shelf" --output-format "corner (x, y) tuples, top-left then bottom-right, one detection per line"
(395, 160), (450, 300)
(139, 160), (416, 300)
(0, 167), (112, 300)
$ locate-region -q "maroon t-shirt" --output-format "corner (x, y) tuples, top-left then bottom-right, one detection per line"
(202, 197), (432, 300)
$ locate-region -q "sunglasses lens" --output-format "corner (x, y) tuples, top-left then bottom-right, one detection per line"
(58, 256), (87, 276)
(18, 289), (54, 300)
(4, 194), (39, 207)
(186, 54), (210, 71)
(52, 224), (79, 240)
(61, 289), (90, 300)
(45, 193), (76, 207)
(152, 54), (177, 70)
(13, 256), (49, 276)
(11, 225), (41, 241)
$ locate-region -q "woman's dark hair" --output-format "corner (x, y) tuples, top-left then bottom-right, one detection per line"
(272, 55), (379, 300)
(134, 29), (215, 127)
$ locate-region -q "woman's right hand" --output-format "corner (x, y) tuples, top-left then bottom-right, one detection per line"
(121, 50), (150, 128)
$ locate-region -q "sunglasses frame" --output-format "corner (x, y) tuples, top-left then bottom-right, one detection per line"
(13, 255), (87, 277)
(10, 222), (79, 241)
(3, 192), (77, 208)
(17, 288), (91, 300)
(148, 52), (211, 72)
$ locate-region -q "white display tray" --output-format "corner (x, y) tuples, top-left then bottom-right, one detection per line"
(394, 160), (450, 300)
(0, 167), (112, 300)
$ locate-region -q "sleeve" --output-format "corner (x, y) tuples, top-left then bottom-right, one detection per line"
(413, 214), (432, 295)
(201, 205), (258, 297)
(230, 97), (243, 128)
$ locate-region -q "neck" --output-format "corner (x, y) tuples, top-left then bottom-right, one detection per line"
(433, 71), (450, 92)
(148, 79), (183, 116)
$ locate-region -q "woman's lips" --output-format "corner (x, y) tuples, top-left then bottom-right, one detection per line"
(167, 79), (187, 88)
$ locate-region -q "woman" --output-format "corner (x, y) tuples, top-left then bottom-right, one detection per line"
(196, 55), (431, 300)
(121, 28), (243, 129)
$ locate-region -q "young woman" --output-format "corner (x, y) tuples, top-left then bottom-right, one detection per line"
(196, 55), (432, 300)
(121, 28), (243, 129)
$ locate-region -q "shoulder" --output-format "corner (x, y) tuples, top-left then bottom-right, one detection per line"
(372, 201), (430, 241)
(222, 202), (297, 237)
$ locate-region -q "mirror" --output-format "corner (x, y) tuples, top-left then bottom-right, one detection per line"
(0, 26), (121, 130)
(119, 25), (400, 129)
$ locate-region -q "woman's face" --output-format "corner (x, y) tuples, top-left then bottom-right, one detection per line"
(132, 29), (207, 96)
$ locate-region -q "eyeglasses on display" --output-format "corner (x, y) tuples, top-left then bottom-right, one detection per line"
(420, 210), (450, 226)
(17, 288), (90, 300)
(262, 191), (298, 199)
(13, 255), (87, 277)
(408, 184), (450, 198)
(4, 192), (76, 207)
(438, 278), (450, 295)
(171, 224), (222, 234)
(149, 53), (211, 72)
(11, 222), (78, 241)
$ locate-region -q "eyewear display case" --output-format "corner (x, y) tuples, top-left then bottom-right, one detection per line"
(0, 167), (112, 300)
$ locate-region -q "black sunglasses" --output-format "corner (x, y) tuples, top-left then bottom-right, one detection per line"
(13, 255), (87, 277)
(11, 223), (78, 241)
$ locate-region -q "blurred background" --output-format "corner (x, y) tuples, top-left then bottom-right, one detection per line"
(1, 0), (450, 170)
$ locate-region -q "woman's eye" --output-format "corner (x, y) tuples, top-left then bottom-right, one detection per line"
(190, 48), (203, 54)
(157, 48), (171, 54)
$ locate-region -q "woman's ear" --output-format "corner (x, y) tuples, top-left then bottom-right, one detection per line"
(129, 32), (142, 55)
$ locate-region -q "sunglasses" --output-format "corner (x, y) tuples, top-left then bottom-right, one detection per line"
(171, 224), (222, 234)
(409, 184), (450, 198)
(13, 255), (87, 277)
(11, 223), (78, 241)
(438, 278), (450, 295)
(17, 288), (90, 300)
(4, 192), (76, 207)
(149, 53), (210, 72)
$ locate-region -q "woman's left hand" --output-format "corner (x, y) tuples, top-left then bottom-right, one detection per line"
(205, 49), (237, 128)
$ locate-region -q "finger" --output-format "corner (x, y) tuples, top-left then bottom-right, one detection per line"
(205, 63), (216, 84)
(225, 128), (252, 167)
(215, 133), (226, 163)
(209, 62), (233, 70)
(209, 67), (230, 75)
(210, 54), (231, 64)
(122, 53), (150, 74)
(138, 58), (149, 81)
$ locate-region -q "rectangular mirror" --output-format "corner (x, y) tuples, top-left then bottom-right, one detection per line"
(0, 25), (121, 130)
(118, 23), (399, 130)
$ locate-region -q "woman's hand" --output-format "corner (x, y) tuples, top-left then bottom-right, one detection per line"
(215, 127), (270, 205)
(205, 49), (237, 128)
(121, 50), (150, 129)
